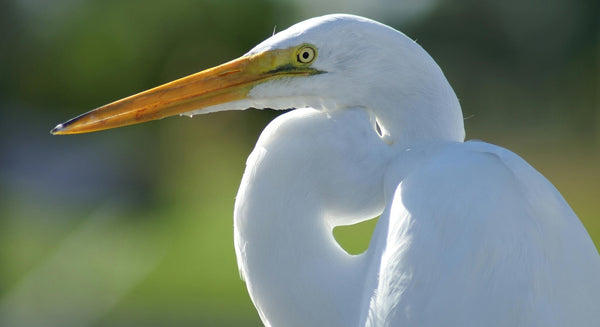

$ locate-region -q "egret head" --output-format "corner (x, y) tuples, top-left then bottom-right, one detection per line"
(52, 14), (464, 145)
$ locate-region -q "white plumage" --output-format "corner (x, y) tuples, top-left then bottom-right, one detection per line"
(232, 15), (600, 327)
(53, 13), (600, 327)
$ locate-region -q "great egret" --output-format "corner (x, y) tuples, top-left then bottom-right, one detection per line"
(52, 14), (599, 327)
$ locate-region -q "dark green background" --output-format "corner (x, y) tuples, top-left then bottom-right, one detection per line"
(1, 0), (598, 326)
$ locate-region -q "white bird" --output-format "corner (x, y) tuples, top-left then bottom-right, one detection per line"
(52, 14), (600, 327)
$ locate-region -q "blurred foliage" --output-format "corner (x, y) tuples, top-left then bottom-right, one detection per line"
(0, 0), (598, 326)
(1, 0), (290, 109)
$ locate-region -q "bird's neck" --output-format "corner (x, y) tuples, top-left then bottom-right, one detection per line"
(231, 105), (462, 326)
(376, 97), (465, 147)
(233, 108), (390, 327)
(367, 56), (465, 146)
(234, 162), (369, 327)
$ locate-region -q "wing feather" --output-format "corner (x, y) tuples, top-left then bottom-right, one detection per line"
(366, 141), (600, 327)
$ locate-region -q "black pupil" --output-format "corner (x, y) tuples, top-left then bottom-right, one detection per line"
(302, 51), (310, 59)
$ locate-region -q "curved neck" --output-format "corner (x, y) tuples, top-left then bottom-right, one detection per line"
(233, 108), (389, 327)
(235, 185), (365, 327)
(234, 151), (369, 327)
(361, 40), (466, 146)
(374, 91), (464, 147)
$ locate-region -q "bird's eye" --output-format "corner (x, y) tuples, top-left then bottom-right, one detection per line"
(296, 45), (317, 64)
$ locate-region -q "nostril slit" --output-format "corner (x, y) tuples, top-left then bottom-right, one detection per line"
(375, 119), (383, 137)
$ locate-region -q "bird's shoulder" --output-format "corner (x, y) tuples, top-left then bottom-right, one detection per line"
(384, 140), (579, 231)
(364, 141), (600, 327)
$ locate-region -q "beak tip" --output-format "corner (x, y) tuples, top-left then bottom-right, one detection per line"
(50, 123), (66, 135)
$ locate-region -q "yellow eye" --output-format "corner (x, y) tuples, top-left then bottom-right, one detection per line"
(296, 45), (317, 64)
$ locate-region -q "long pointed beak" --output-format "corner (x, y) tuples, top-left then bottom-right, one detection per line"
(51, 47), (321, 135)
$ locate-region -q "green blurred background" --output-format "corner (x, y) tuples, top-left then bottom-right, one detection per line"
(0, 0), (598, 326)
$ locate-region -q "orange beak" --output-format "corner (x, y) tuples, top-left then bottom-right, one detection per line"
(51, 46), (321, 135)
